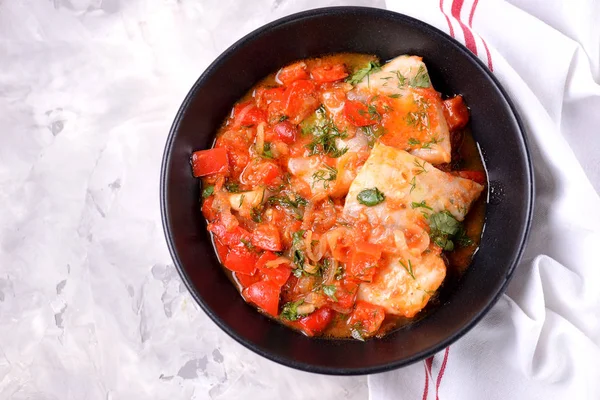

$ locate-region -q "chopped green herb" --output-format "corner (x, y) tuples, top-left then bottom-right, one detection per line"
(394, 70), (407, 87)
(267, 194), (308, 220)
(363, 125), (386, 148)
(421, 137), (442, 149)
(224, 181), (241, 193)
(455, 227), (475, 247)
(291, 230), (306, 273)
(334, 264), (344, 280)
(293, 249), (305, 270)
(292, 230), (305, 247)
(250, 207), (262, 223)
(312, 164), (338, 188)
(399, 259), (416, 280)
(323, 285), (338, 301)
(278, 115), (289, 122)
(406, 111), (429, 131)
(262, 142), (275, 159)
(202, 185), (215, 198)
(387, 93), (402, 99)
(410, 65), (431, 88)
(304, 108), (348, 158)
(351, 329), (365, 341)
(408, 137), (420, 146)
(427, 210), (472, 251)
(280, 300), (304, 321)
(238, 194), (245, 208)
(367, 104), (382, 121)
(240, 238), (255, 251)
(357, 187), (386, 206)
(413, 158), (428, 175)
(411, 200), (433, 210)
(346, 61), (381, 85)
(409, 176), (417, 193)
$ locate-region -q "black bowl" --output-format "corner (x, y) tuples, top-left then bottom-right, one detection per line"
(160, 6), (533, 375)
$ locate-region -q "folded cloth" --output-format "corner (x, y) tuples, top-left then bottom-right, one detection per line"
(370, 0), (600, 399)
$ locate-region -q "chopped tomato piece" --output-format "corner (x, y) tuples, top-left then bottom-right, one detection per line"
(347, 241), (382, 282)
(256, 251), (278, 269)
(191, 148), (229, 177)
(213, 237), (229, 262)
(348, 301), (386, 336)
(276, 62), (309, 85)
(256, 252), (291, 286)
(223, 246), (257, 275)
(347, 257), (378, 282)
(251, 224), (282, 251)
(235, 271), (260, 288)
(243, 281), (281, 316)
(327, 278), (360, 313)
(259, 264), (292, 287)
(273, 120), (297, 144)
(297, 307), (335, 336)
(310, 63), (348, 83)
(245, 161), (282, 187)
(255, 87), (284, 107)
(455, 170), (486, 185)
(284, 80), (319, 123)
(442, 95), (469, 131)
(201, 196), (217, 221)
(231, 101), (267, 127)
(355, 241), (383, 259)
(343, 100), (378, 126)
(208, 223), (251, 247)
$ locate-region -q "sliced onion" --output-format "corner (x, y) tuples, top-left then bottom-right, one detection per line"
(303, 262), (319, 275)
(255, 122), (265, 154)
(296, 303), (316, 316)
(264, 256), (291, 268)
(323, 259), (337, 285)
(304, 230), (325, 262)
(304, 292), (327, 308)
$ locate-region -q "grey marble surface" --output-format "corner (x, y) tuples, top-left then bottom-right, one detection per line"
(0, 0), (386, 398)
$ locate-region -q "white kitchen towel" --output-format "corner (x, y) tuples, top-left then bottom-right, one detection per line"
(370, 0), (600, 399)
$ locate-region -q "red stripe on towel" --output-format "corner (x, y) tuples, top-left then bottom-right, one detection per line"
(468, 0), (494, 70)
(439, 0), (455, 37)
(435, 348), (450, 400)
(451, 0), (478, 54)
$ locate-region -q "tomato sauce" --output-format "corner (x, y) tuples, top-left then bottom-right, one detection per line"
(193, 53), (487, 339)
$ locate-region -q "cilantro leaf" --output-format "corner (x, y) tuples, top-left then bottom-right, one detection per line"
(280, 300), (304, 321)
(357, 187), (385, 206)
(346, 61), (381, 85)
(262, 142), (275, 159)
(224, 181), (241, 193)
(323, 285), (338, 301)
(202, 185), (214, 198)
(427, 211), (473, 251)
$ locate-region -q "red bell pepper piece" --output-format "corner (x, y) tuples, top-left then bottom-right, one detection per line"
(455, 170), (486, 185)
(310, 63), (348, 83)
(251, 224), (282, 252)
(276, 62), (309, 85)
(442, 95), (470, 131)
(297, 307), (335, 336)
(191, 148), (229, 177)
(243, 281), (281, 317)
(223, 246), (257, 275)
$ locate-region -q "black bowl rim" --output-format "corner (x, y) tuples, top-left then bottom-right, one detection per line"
(160, 6), (534, 375)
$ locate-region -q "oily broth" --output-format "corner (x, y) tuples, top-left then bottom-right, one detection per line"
(203, 53), (487, 339)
